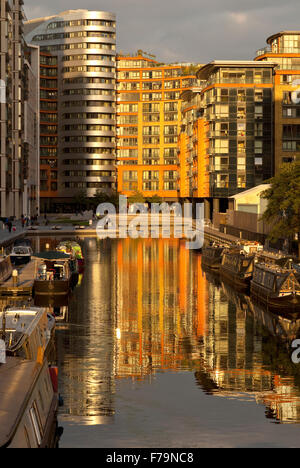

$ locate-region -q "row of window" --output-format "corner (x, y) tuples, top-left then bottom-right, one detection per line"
(116, 102), (178, 113)
(63, 112), (114, 120)
(62, 101), (115, 108)
(63, 182), (114, 188)
(46, 19), (116, 29)
(64, 136), (115, 143)
(63, 89), (114, 97)
(117, 80), (182, 90)
(117, 91), (180, 102)
(117, 148), (177, 158)
(63, 124), (114, 132)
(63, 77), (115, 85)
(63, 53), (115, 62)
(63, 159), (114, 166)
(63, 170), (114, 177)
(117, 136), (177, 146)
(123, 181), (177, 191)
(62, 65), (115, 73)
(117, 69), (182, 80)
(63, 147), (115, 155)
(123, 170), (177, 181)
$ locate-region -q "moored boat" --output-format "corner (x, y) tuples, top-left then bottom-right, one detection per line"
(10, 245), (33, 266)
(57, 241), (84, 274)
(0, 357), (62, 448)
(220, 242), (263, 291)
(201, 244), (228, 270)
(0, 306), (55, 361)
(0, 256), (13, 283)
(251, 261), (300, 311)
(33, 251), (72, 297)
(0, 306), (62, 448)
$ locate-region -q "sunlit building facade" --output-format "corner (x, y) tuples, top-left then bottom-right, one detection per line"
(255, 31), (300, 174)
(116, 55), (196, 201)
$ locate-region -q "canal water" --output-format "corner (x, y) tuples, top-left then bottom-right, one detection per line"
(32, 237), (300, 447)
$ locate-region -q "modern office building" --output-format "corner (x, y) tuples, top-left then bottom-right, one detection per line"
(255, 31), (300, 174)
(25, 9), (117, 210)
(0, 0), (39, 218)
(116, 54), (196, 201)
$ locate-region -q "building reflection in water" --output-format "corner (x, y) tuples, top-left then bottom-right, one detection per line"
(50, 237), (300, 425)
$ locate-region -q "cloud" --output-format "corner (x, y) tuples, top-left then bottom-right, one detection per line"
(227, 12), (248, 25)
(23, 0), (300, 63)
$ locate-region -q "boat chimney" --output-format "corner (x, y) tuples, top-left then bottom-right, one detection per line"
(12, 269), (18, 287)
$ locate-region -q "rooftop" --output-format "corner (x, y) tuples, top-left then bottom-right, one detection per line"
(197, 60), (277, 79)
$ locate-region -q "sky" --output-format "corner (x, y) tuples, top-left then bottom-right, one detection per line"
(24, 0), (300, 64)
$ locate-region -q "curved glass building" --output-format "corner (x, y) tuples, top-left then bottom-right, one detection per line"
(25, 10), (116, 210)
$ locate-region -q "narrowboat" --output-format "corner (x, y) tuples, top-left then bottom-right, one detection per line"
(10, 245), (33, 266)
(0, 306), (55, 361)
(219, 243), (264, 291)
(33, 251), (72, 297)
(201, 244), (228, 270)
(0, 256), (13, 283)
(251, 261), (300, 311)
(0, 357), (63, 448)
(57, 241), (84, 273)
(0, 306), (62, 448)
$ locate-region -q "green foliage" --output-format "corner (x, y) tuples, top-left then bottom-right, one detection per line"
(145, 194), (163, 204)
(92, 190), (121, 210)
(74, 190), (88, 209)
(261, 158), (300, 247)
(128, 191), (145, 204)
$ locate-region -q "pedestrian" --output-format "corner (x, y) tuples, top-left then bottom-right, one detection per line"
(7, 220), (12, 233)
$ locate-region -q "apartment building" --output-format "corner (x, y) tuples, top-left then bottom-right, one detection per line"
(0, 0), (39, 218)
(177, 85), (210, 206)
(116, 54), (196, 201)
(178, 61), (276, 215)
(25, 9), (117, 210)
(37, 51), (58, 212)
(24, 43), (40, 217)
(255, 31), (300, 174)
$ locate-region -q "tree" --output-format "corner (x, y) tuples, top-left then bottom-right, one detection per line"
(146, 194), (163, 204)
(92, 189), (110, 208)
(128, 191), (145, 204)
(74, 190), (88, 211)
(261, 158), (300, 257)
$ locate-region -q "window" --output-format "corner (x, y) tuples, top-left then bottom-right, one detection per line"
(29, 402), (43, 446)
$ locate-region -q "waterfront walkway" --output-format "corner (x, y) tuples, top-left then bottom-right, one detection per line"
(0, 215), (244, 248)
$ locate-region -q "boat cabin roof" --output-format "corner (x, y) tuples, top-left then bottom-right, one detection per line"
(0, 308), (47, 353)
(33, 251), (70, 261)
(0, 357), (41, 448)
(12, 246), (32, 254)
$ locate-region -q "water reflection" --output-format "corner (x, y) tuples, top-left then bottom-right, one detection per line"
(30, 237), (300, 427)
(195, 274), (300, 424)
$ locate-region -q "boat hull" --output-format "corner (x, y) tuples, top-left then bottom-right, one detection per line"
(251, 281), (300, 311)
(77, 258), (84, 273)
(220, 266), (252, 291)
(34, 279), (70, 296)
(10, 255), (31, 266)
